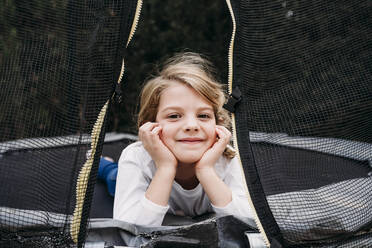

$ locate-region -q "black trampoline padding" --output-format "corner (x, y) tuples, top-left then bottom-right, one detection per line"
(89, 136), (136, 218)
(251, 142), (371, 196)
(0, 134), (136, 219)
(90, 180), (114, 218)
(0, 145), (89, 214)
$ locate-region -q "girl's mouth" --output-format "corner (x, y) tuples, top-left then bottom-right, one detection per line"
(178, 138), (203, 143)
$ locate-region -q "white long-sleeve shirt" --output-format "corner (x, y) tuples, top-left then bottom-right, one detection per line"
(113, 141), (254, 226)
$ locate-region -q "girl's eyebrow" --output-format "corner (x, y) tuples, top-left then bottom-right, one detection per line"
(159, 106), (183, 112)
(160, 106), (213, 112)
(197, 107), (214, 112)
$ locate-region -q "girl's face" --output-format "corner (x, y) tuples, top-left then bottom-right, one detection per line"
(155, 83), (217, 165)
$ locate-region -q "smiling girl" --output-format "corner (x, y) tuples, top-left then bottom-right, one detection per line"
(113, 53), (253, 226)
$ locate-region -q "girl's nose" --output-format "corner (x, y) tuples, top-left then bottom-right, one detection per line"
(184, 117), (199, 132)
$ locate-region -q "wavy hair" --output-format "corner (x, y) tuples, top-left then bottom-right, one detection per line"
(137, 52), (235, 158)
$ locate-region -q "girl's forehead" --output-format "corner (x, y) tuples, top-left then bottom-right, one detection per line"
(160, 83), (193, 98)
(158, 83), (213, 110)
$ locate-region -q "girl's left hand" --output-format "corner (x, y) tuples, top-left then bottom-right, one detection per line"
(195, 125), (231, 173)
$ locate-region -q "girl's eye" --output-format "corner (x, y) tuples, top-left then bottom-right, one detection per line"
(198, 114), (211, 119)
(167, 114), (181, 119)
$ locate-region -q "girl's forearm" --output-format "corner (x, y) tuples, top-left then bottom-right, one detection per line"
(196, 168), (232, 207)
(145, 166), (176, 206)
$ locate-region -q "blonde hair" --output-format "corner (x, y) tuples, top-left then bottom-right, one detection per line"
(137, 52), (235, 158)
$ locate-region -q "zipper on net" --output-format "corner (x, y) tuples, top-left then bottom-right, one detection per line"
(117, 0), (143, 86)
(71, 0), (144, 243)
(225, 0), (270, 246)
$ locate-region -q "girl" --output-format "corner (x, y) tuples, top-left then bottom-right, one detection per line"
(113, 52), (253, 226)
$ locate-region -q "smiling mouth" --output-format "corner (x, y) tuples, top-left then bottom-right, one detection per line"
(178, 139), (203, 143)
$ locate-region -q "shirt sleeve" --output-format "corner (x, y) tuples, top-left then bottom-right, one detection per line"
(113, 144), (169, 226)
(211, 157), (255, 220)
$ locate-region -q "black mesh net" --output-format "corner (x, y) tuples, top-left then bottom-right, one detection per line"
(0, 0), (138, 247)
(230, 0), (372, 247)
(2, 0), (371, 247)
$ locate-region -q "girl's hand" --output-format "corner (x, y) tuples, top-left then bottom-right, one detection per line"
(139, 122), (177, 171)
(195, 125), (231, 174)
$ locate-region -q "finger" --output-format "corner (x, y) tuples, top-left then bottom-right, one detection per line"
(139, 122), (150, 139)
(216, 125), (231, 135)
(215, 127), (230, 147)
(157, 127), (166, 142)
(143, 122), (159, 131)
(139, 122), (158, 141)
(216, 126), (231, 140)
(215, 126), (227, 138)
(139, 121), (152, 129)
(139, 123), (149, 141)
(151, 126), (161, 135)
(149, 127), (165, 148)
(139, 122), (158, 136)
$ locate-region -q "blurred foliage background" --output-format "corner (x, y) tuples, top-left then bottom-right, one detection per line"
(0, 0), (231, 139)
(110, 0), (231, 134)
(0, 0), (370, 141)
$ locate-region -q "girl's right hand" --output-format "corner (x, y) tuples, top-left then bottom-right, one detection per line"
(139, 122), (177, 171)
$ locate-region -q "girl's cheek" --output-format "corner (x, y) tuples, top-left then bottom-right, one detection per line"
(207, 123), (217, 135)
(158, 124), (169, 140)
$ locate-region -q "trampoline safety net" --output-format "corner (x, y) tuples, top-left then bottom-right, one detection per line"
(1, 0), (371, 248)
(229, 0), (372, 247)
(0, 0), (139, 247)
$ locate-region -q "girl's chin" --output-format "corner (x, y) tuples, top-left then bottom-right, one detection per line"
(175, 155), (203, 165)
